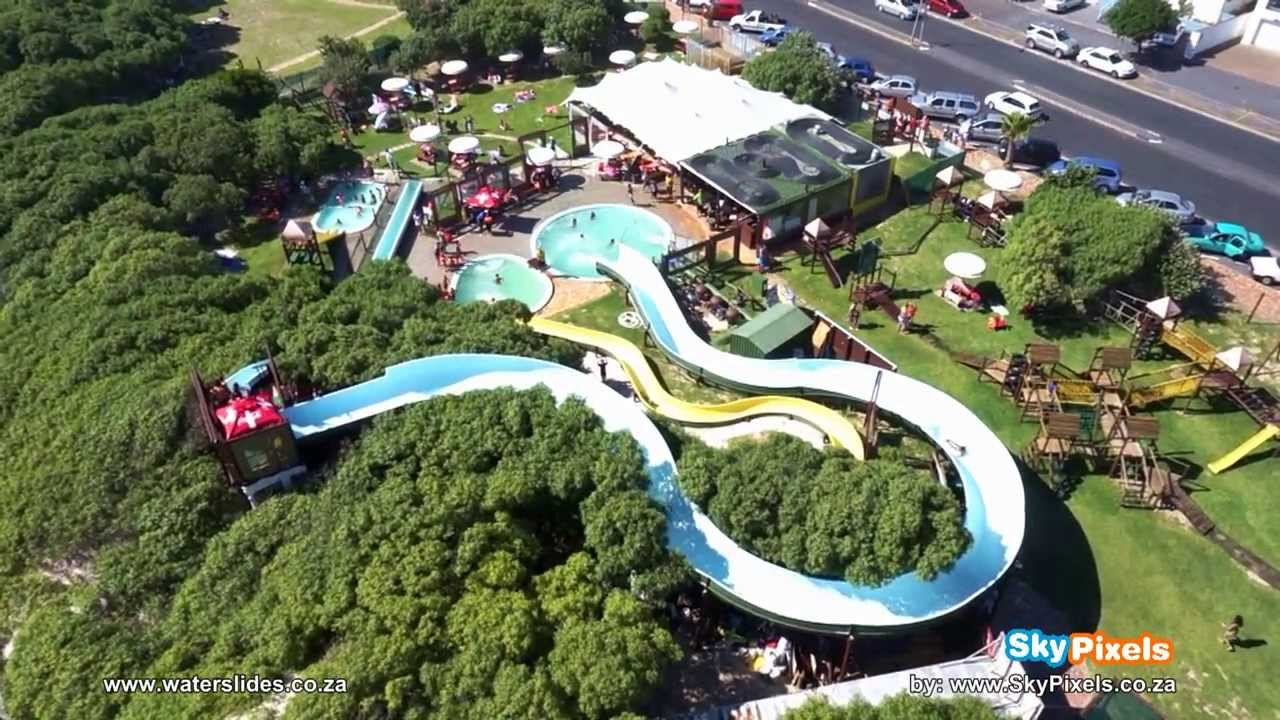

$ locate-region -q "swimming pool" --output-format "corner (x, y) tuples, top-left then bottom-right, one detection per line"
(453, 255), (554, 312)
(530, 203), (673, 279)
(313, 180), (387, 234)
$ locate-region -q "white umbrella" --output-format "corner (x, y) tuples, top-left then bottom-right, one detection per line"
(944, 252), (987, 280)
(609, 49), (637, 66)
(543, 45), (567, 56)
(625, 10), (650, 24)
(410, 124), (441, 143)
(381, 77), (410, 92)
(527, 146), (556, 166)
(498, 50), (523, 63)
(977, 191), (999, 209)
(983, 168), (1023, 192)
(368, 102), (390, 115)
(673, 20), (700, 34)
(448, 135), (481, 154)
(593, 140), (625, 159)
(441, 59), (469, 76)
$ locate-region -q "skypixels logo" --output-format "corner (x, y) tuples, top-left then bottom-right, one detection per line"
(1004, 629), (1174, 668)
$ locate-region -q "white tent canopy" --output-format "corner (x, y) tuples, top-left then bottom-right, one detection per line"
(1146, 296), (1181, 319)
(566, 59), (830, 163)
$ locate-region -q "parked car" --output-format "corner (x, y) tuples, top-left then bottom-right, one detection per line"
(1251, 256), (1280, 285)
(962, 113), (1005, 143)
(1115, 189), (1196, 224)
(875, 0), (920, 20)
(869, 74), (917, 98)
(927, 0), (968, 17)
(997, 137), (1061, 169)
(1183, 222), (1266, 259)
(1047, 156), (1123, 193)
(1078, 46), (1137, 78)
(691, 0), (744, 21)
(816, 42), (848, 67)
(1043, 0), (1085, 13)
(910, 90), (981, 121)
(984, 90), (1044, 120)
(760, 25), (792, 46)
(845, 57), (877, 82)
(729, 10), (787, 33)
(1025, 23), (1079, 58)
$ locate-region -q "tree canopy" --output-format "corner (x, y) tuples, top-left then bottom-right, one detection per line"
(1103, 0), (1180, 47)
(782, 695), (999, 719)
(743, 32), (843, 112)
(678, 435), (970, 586)
(318, 35), (371, 102)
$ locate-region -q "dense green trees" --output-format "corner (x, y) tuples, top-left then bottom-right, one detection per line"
(998, 173), (1204, 309)
(318, 35), (372, 101)
(679, 435), (970, 586)
(783, 695), (999, 719)
(545, 0), (618, 54)
(1104, 0), (1180, 49)
(743, 32), (843, 112)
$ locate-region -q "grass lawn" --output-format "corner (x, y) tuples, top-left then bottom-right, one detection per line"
(193, 0), (400, 71)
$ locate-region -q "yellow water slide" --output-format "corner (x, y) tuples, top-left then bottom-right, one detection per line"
(530, 317), (866, 459)
(1206, 424), (1279, 475)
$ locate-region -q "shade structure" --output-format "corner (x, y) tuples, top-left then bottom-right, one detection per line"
(448, 135), (481, 154)
(1145, 296), (1181, 319)
(543, 44), (567, 56)
(410, 124), (441, 142)
(625, 10), (650, 24)
(498, 50), (523, 63)
(368, 102), (390, 115)
(527, 146), (556, 166)
(609, 49), (637, 66)
(441, 59), (469, 76)
(944, 252), (987, 279)
(381, 77), (410, 92)
(464, 186), (506, 209)
(983, 168), (1023, 192)
(1215, 346), (1252, 371)
(977, 191), (999, 209)
(673, 19), (700, 34)
(935, 165), (962, 187)
(593, 139), (625, 159)
(805, 217), (831, 238)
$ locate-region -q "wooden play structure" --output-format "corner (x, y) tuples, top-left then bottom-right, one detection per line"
(844, 241), (901, 331)
(281, 219), (334, 268)
(802, 216), (856, 289)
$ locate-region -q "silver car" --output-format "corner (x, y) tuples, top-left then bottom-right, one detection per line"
(1116, 189), (1198, 224)
(1025, 23), (1080, 59)
(869, 74), (917, 98)
(962, 113), (1005, 143)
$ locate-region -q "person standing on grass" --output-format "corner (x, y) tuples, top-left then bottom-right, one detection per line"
(1223, 615), (1244, 651)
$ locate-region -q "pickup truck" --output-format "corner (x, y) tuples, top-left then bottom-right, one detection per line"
(729, 10), (787, 34)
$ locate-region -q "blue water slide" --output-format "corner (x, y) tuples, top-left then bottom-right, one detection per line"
(370, 180), (423, 262)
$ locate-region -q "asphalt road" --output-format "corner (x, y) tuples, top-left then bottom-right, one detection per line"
(747, 0), (1280, 255)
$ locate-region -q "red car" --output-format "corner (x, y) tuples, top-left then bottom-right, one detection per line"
(928, 0), (968, 16)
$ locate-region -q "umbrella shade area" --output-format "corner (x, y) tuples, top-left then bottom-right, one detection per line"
(609, 50), (637, 66)
(381, 77), (410, 92)
(944, 252), (987, 279)
(498, 50), (524, 63)
(673, 20), (700, 34)
(527, 146), (556, 166)
(593, 140), (625, 159)
(464, 186), (509, 209)
(410, 124), (442, 143)
(625, 10), (650, 24)
(441, 59), (469, 76)
(448, 136), (481, 154)
(983, 169), (1023, 192)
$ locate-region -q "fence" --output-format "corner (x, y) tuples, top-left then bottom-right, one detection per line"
(900, 145), (966, 197)
(1187, 12), (1251, 55)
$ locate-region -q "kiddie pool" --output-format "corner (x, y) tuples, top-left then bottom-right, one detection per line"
(313, 180), (387, 235)
(530, 203), (673, 279)
(452, 254), (554, 312)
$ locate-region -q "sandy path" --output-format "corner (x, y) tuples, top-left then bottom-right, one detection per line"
(268, 8), (405, 73)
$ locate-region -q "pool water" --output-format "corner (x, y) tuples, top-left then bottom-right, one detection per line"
(313, 180), (387, 234)
(453, 255), (554, 312)
(531, 204), (673, 279)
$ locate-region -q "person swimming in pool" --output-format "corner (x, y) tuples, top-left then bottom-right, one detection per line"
(609, 238), (616, 246)
(590, 211), (597, 220)
(336, 192), (344, 205)
(494, 273), (503, 285)
(571, 217), (577, 228)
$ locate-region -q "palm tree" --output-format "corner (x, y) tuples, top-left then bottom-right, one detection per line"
(1000, 112), (1035, 163)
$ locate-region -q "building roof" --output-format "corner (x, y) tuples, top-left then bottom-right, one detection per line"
(729, 303), (813, 357)
(565, 58), (829, 162)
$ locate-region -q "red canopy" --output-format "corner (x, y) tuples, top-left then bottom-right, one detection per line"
(464, 186), (506, 209)
(215, 395), (284, 439)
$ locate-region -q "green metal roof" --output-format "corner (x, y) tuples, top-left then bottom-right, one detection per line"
(728, 303), (813, 358)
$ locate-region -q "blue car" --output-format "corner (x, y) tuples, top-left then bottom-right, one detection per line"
(761, 26), (792, 46)
(845, 57), (876, 82)
(1046, 156), (1123, 193)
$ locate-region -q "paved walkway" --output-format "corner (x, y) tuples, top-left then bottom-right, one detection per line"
(950, 0), (1280, 127)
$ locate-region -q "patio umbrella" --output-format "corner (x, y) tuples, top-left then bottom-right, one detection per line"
(448, 135), (481, 154)
(935, 165), (961, 187)
(609, 50), (637, 67)
(527, 146), (556, 166)
(977, 191), (999, 209)
(410, 124), (441, 143)
(381, 76), (410, 93)
(367, 101), (390, 115)
(498, 50), (523, 63)
(543, 45), (567, 56)
(441, 59), (469, 76)
(465, 186), (503, 209)
(983, 168), (1023, 192)
(625, 10), (650, 24)
(672, 20), (700, 34)
(593, 140), (625, 159)
(943, 252), (987, 280)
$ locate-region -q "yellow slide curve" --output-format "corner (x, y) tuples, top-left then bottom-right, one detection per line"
(1206, 424), (1279, 475)
(530, 317), (866, 460)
